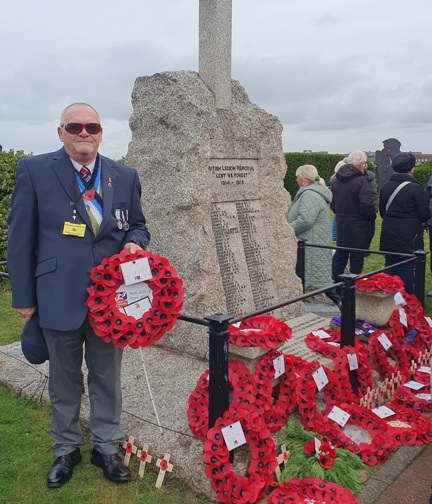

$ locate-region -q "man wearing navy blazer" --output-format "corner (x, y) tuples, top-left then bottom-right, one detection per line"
(7, 103), (150, 488)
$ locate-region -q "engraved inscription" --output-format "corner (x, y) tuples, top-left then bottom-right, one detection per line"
(207, 159), (259, 202)
(211, 200), (277, 315)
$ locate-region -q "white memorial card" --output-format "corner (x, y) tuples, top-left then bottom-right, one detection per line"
(312, 330), (331, 339)
(347, 353), (359, 370)
(221, 421), (247, 451)
(399, 308), (408, 327)
(417, 366), (431, 374)
(372, 405), (395, 419)
(394, 292), (405, 306)
(314, 437), (321, 454)
(115, 283), (153, 320)
(120, 257), (152, 286)
(313, 366), (329, 392)
(425, 316), (432, 328)
(328, 406), (350, 427)
(416, 393), (432, 401)
(403, 380), (425, 391)
(273, 354), (285, 379)
(378, 333), (392, 351)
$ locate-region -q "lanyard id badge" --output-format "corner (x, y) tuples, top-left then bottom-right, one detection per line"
(63, 221), (86, 237)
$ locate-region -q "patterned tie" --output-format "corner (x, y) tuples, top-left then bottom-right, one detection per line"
(80, 166), (91, 183)
(75, 165), (103, 234)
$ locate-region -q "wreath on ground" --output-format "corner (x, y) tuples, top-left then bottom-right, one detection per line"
(187, 359), (255, 441)
(355, 273), (404, 294)
(314, 402), (396, 466)
(268, 477), (360, 504)
(278, 420), (367, 496)
(228, 315), (292, 349)
(85, 249), (183, 348)
(203, 406), (276, 504)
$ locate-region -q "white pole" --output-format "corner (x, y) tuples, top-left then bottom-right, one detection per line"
(139, 347), (163, 435)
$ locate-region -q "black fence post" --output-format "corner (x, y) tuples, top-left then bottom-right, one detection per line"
(414, 250), (427, 308)
(339, 273), (359, 394)
(205, 313), (231, 429)
(297, 240), (306, 291)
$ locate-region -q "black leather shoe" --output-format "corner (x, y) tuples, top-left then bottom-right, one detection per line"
(90, 449), (131, 482)
(47, 448), (82, 488)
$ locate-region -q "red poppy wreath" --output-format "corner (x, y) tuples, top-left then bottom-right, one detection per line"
(203, 406), (276, 504)
(268, 477), (360, 504)
(85, 249), (183, 348)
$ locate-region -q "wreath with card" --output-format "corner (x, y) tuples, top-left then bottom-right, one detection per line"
(85, 249), (183, 348)
(203, 406), (276, 504)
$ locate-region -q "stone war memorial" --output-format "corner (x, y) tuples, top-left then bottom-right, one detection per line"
(126, 71), (303, 360)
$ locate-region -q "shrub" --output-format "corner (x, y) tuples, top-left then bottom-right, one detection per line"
(284, 152), (374, 198)
(0, 150), (31, 282)
(413, 160), (432, 187)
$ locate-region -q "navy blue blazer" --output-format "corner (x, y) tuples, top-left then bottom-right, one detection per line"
(7, 147), (150, 331)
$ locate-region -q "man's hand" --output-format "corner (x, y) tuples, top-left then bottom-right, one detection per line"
(123, 242), (144, 254)
(14, 307), (36, 324)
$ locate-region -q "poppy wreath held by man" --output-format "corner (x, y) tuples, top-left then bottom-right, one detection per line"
(85, 249), (183, 349)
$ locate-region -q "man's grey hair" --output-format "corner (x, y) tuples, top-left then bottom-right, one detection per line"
(60, 103), (101, 126)
(347, 151), (367, 167)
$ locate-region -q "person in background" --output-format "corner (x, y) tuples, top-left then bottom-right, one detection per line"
(330, 151), (376, 284)
(330, 157), (348, 243)
(7, 103), (151, 488)
(288, 164), (340, 306)
(380, 152), (430, 294)
(425, 173), (432, 296)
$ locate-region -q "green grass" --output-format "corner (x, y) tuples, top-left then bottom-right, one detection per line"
(0, 386), (207, 504)
(0, 288), (23, 345)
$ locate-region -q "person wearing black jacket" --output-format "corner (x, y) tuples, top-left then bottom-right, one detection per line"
(379, 152), (430, 294)
(330, 151), (376, 283)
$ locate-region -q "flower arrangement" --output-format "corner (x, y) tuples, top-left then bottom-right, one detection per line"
(268, 478), (360, 504)
(355, 273), (404, 294)
(187, 360), (255, 441)
(85, 249), (183, 348)
(228, 315), (292, 349)
(278, 421), (367, 495)
(203, 406), (276, 504)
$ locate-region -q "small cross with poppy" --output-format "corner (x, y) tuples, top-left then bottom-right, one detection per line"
(275, 445), (290, 482)
(155, 453), (173, 489)
(136, 444), (152, 478)
(122, 435), (138, 466)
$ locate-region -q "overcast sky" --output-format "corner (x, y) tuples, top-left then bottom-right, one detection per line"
(1, 0), (431, 160)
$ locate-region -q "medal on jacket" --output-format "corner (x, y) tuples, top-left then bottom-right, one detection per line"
(115, 209), (123, 230)
(122, 210), (130, 231)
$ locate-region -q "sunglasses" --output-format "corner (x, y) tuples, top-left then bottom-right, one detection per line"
(63, 123), (102, 135)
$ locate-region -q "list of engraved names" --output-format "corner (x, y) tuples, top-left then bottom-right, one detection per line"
(210, 197), (277, 315)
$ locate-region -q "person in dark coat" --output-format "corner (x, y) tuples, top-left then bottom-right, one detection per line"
(330, 151), (376, 283)
(424, 173), (432, 296)
(380, 152), (430, 294)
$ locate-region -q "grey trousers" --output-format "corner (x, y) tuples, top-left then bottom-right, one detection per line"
(43, 320), (125, 457)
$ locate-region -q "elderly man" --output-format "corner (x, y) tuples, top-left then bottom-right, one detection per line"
(330, 150), (376, 283)
(7, 103), (150, 488)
